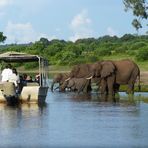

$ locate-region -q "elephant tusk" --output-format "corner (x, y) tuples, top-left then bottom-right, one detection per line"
(65, 77), (71, 81)
(86, 76), (93, 79)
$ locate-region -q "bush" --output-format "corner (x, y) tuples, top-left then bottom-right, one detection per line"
(126, 50), (137, 56)
(69, 57), (86, 65)
(129, 42), (147, 50)
(136, 46), (148, 61)
(24, 62), (38, 69)
(53, 50), (77, 65)
(95, 47), (111, 56)
(114, 45), (128, 53)
(85, 54), (100, 63)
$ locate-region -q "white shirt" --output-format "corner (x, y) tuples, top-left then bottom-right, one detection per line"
(1, 68), (13, 82)
(8, 73), (20, 87)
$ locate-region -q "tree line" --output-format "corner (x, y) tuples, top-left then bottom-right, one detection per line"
(0, 34), (148, 68)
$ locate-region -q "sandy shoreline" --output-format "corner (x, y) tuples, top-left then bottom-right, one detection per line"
(140, 71), (148, 85)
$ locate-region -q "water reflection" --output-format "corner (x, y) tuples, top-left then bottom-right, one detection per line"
(0, 91), (148, 147)
(0, 103), (47, 130)
(63, 91), (146, 105)
(47, 91), (148, 147)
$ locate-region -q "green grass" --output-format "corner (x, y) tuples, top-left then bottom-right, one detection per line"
(102, 53), (134, 61)
(49, 65), (71, 72)
(49, 53), (148, 71)
(119, 85), (148, 92)
(137, 61), (148, 71)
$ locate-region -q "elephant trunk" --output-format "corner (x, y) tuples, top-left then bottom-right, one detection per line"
(51, 81), (55, 92)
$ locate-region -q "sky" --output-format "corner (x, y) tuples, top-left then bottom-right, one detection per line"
(0, 0), (147, 44)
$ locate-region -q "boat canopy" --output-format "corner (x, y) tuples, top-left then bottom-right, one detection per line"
(0, 51), (45, 62)
(0, 52), (49, 87)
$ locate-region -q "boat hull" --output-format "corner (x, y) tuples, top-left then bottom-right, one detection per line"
(0, 82), (48, 103)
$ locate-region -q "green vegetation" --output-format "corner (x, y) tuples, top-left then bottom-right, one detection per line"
(120, 85), (148, 92)
(0, 34), (148, 92)
(123, 0), (148, 31)
(0, 34), (148, 70)
(0, 32), (6, 43)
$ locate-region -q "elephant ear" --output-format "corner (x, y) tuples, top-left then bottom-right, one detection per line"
(70, 65), (80, 77)
(68, 79), (75, 87)
(101, 61), (115, 78)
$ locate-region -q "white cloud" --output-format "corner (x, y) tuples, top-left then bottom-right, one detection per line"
(69, 9), (93, 42)
(4, 21), (55, 44)
(71, 9), (92, 29)
(0, 0), (13, 8)
(107, 27), (118, 36)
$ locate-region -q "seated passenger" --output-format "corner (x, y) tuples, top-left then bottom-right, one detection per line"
(21, 74), (28, 86)
(1, 64), (12, 82)
(35, 73), (40, 84)
(26, 75), (33, 82)
(23, 74), (27, 81)
(8, 68), (20, 87)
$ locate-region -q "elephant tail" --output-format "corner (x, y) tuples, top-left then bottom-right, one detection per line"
(137, 70), (141, 92)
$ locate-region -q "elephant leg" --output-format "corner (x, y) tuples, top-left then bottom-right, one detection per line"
(127, 68), (139, 94)
(127, 83), (134, 94)
(127, 76), (136, 94)
(86, 80), (92, 92)
(78, 79), (90, 93)
(81, 81), (87, 93)
(100, 79), (107, 94)
(107, 75), (115, 95)
(114, 83), (120, 93)
(87, 83), (92, 92)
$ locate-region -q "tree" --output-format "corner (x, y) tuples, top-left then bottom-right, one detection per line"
(0, 32), (7, 43)
(39, 37), (49, 47)
(123, 0), (148, 31)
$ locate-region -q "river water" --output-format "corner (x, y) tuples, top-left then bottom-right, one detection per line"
(0, 89), (148, 147)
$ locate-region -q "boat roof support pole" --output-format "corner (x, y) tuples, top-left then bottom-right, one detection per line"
(38, 57), (42, 86)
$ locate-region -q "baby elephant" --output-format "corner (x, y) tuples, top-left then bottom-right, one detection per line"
(60, 78), (91, 93)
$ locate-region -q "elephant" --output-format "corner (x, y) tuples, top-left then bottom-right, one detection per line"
(66, 59), (140, 95)
(60, 78), (91, 93)
(110, 59), (140, 94)
(67, 63), (98, 78)
(51, 73), (69, 92)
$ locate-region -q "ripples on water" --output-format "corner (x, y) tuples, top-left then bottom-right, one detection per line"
(0, 91), (148, 148)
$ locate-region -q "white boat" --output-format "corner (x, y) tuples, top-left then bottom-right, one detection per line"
(0, 52), (49, 104)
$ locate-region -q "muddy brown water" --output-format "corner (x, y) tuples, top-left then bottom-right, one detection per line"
(0, 84), (148, 147)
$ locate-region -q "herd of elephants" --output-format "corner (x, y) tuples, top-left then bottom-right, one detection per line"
(51, 59), (140, 96)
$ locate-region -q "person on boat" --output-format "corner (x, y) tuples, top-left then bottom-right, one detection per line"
(35, 73), (40, 83)
(1, 64), (13, 82)
(20, 73), (27, 85)
(26, 75), (33, 82)
(8, 68), (20, 87)
(21, 74), (33, 84)
(23, 73), (27, 81)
